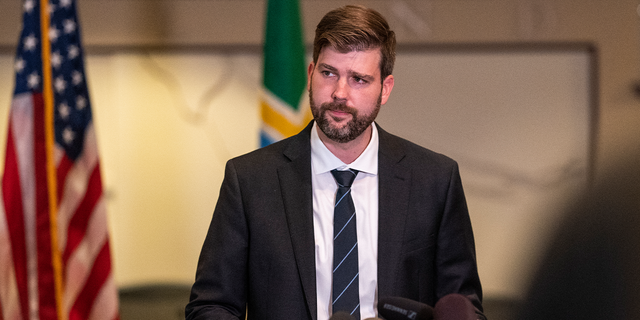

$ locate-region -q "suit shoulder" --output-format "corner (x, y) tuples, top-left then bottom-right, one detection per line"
(226, 132), (307, 171)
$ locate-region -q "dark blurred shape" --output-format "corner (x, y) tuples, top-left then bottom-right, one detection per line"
(517, 150), (640, 320)
(119, 284), (191, 320)
(434, 294), (476, 320)
(378, 296), (434, 320)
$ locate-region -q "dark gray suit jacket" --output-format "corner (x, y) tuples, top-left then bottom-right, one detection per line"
(185, 122), (484, 320)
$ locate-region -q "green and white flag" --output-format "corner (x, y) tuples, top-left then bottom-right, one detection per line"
(260, 0), (312, 146)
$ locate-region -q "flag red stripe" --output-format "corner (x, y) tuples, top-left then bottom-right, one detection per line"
(69, 242), (112, 320)
(2, 120), (30, 320)
(62, 163), (103, 265)
(33, 93), (58, 320)
(56, 153), (73, 283)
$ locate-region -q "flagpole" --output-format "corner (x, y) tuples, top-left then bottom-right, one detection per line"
(39, 0), (65, 319)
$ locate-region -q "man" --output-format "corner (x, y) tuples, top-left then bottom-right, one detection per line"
(186, 5), (484, 320)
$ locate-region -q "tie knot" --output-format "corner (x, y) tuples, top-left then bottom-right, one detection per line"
(331, 169), (359, 188)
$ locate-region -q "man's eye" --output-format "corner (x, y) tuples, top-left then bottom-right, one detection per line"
(321, 70), (334, 77)
(353, 77), (367, 84)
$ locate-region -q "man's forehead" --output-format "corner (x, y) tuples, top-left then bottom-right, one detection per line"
(319, 45), (382, 59)
(317, 47), (382, 76)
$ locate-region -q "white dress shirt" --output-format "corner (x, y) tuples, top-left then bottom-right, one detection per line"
(311, 122), (379, 320)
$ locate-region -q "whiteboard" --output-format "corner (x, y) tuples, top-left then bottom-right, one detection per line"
(376, 44), (595, 297)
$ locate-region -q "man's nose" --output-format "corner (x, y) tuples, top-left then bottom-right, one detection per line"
(332, 78), (349, 101)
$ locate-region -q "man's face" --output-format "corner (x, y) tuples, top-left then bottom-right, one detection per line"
(307, 46), (394, 143)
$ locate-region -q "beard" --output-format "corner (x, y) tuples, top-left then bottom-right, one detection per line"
(309, 88), (382, 143)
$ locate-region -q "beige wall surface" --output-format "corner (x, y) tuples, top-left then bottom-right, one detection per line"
(1, 0), (640, 300)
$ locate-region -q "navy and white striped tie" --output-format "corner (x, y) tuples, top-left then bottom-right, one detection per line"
(331, 169), (360, 319)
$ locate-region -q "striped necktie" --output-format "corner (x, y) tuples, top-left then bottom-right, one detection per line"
(331, 169), (360, 319)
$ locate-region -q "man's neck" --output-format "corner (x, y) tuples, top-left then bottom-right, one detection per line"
(316, 125), (372, 164)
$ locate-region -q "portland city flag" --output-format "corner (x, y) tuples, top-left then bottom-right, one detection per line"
(0, 0), (119, 319)
(260, 0), (313, 147)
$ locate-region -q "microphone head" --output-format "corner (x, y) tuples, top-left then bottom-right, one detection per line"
(378, 296), (434, 320)
(434, 294), (476, 320)
(330, 311), (356, 320)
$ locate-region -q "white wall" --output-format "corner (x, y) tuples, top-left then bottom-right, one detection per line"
(0, 52), (262, 286)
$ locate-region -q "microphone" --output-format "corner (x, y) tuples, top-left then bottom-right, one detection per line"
(329, 311), (356, 320)
(433, 294), (476, 320)
(377, 296), (434, 320)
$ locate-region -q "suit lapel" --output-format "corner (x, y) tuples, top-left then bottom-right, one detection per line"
(275, 123), (411, 315)
(278, 123), (318, 320)
(376, 125), (412, 298)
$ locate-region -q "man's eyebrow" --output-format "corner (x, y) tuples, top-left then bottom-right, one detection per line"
(318, 63), (337, 72)
(349, 71), (375, 81)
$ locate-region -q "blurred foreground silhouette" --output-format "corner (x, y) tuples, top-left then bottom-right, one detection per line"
(518, 149), (640, 320)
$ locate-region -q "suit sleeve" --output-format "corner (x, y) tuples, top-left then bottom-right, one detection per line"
(436, 162), (486, 320)
(185, 160), (248, 320)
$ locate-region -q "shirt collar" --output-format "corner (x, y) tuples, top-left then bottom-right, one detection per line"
(311, 121), (379, 175)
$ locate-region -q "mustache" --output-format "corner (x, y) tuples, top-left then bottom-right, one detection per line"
(320, 101), (357, 115)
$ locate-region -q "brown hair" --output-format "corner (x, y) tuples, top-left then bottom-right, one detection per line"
(313, 5), (396, 81)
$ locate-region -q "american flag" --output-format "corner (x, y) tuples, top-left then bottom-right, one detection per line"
(0, 0), (119, 319)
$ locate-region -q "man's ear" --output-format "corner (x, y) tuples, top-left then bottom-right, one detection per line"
(307, 62), (315, 91)
(380, 75), (395, 105)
